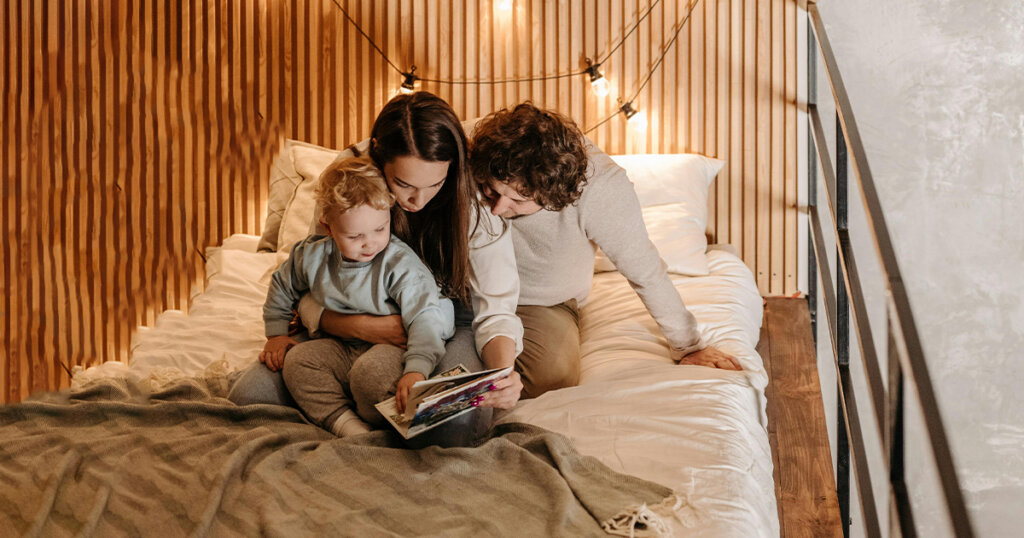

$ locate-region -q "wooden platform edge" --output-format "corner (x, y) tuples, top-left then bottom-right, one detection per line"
(758, 297), (843, 537)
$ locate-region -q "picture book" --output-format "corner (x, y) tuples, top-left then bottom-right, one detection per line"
(375, 364), (513, 439)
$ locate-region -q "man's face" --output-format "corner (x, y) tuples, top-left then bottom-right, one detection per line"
(481, 178), (543, 219)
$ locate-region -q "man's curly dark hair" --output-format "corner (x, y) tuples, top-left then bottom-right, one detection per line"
(469, 103), (590, 210)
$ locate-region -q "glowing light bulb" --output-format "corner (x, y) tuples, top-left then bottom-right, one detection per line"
(620, 102), (647, 133)
(585, 62), (610, 97)
(627, 109), (647, 133)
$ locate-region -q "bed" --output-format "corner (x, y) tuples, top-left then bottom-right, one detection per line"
(6, 151), (778, 537)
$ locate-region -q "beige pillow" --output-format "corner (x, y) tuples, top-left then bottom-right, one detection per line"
(271, 138), (373, 253)
(258, 139), (345, 251)
(276, 144), (344, 252)
(256, 140), (301, 252)
(257, 138), (360, 252)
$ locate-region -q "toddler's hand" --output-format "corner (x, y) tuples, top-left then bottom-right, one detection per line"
(395, 372), (426, 414)
(260, 335), (298, 372)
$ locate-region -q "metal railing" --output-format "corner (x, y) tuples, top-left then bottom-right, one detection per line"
(805, 5), (974, 537)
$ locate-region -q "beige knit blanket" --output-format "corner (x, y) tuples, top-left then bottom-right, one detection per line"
(0, 376), (679, 537)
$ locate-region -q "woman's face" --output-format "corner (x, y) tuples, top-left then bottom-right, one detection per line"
(382, 155), (450, 213)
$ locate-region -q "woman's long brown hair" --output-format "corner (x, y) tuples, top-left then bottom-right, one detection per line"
(369, 92), (474, 303)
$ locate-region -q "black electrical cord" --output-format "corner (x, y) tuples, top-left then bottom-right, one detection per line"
(593, 0), (664, 68)
(629, 0), (699, 107)
(584, 0), (700, 134)
(330, 0), (701, 135)
(417, 71), (583, 85)
(332, 0), (672, 86)
(330, 0), (404, 75)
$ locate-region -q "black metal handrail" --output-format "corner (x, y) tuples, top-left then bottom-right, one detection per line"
(805, 4), (974, 537)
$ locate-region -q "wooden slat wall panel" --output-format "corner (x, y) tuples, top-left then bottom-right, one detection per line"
(2, 0), (801, 402)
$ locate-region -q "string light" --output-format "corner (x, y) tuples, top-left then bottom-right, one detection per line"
(331, 0), (660, 88)
(330, 0), (701, 135)
(620, 102), (647, 133)
(399, 68), (417, 94)
(585, 0), (701, 134)
(620, 101), (637, 120)
(585, 59), (610, 98)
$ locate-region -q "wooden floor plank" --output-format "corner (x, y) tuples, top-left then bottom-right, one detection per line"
(759, 297), (843, 537)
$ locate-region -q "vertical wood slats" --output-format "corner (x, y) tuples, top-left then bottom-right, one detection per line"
(1, 0), (800, 402)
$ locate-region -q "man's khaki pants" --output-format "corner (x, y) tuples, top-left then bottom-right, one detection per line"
(515, 299), (581, 399)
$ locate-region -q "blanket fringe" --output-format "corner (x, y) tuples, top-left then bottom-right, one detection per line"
(601, 492), (685, 537)
(70, 358), (237, 398)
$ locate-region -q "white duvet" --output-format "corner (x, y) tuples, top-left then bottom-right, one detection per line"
(76, 234), (778, 537)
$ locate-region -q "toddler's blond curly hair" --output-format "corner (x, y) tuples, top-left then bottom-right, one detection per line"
(316, 155), (395, 220)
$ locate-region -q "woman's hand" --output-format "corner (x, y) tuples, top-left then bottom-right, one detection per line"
(677, 346), (743, 371)
(396, 372), (426, 414)
(359, 315), (408, 348)
(320, 311), (408, 348)
(477, 370), (523, 410)
(260, 335), (298, 372)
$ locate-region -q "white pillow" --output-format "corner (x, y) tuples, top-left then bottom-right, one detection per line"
(592, 204), (710, 275)
(609, 153), (723, 221)
(596, 153), (725, 276)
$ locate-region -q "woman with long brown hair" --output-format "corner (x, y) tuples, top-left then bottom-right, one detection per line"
(229, 92), (524, 442)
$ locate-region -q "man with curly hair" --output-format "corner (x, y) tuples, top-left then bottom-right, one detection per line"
(469, 103), (741, 401)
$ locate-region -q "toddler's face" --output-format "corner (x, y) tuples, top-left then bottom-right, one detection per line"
(323, 204), (391, 262)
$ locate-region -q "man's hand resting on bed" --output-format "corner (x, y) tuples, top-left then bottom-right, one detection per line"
(260, 335), (298, 372)
(676, 347), (743, 371)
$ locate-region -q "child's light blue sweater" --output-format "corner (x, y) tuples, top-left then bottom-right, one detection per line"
(264, 234), (455, 377)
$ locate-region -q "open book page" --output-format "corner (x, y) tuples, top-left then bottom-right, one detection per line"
(403, 364), (471, 411)
(375, 365), (513, 439)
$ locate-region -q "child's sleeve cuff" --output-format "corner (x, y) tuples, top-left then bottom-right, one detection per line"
(402, 356), (435, 379)
(265, 320), (291, 337)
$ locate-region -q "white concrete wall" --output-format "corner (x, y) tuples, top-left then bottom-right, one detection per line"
(811, 1), (1024, 536)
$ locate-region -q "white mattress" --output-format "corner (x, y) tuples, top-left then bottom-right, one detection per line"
(75, 234), (778, 537)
